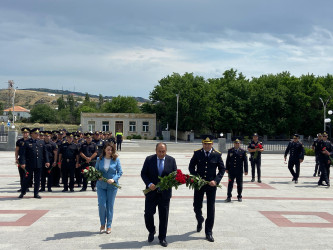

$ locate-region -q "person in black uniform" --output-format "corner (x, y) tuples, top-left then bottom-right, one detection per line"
(40, 131), (58, 192)
(189, 135), (225, 243)
(93, 131), (105, 157)
(312, 133), (322, 177)
(58, 133), (80, 192)
(108, 132), (116, 144)
(141, 143), (177, 247)
(53, 130), (64, 187)
(73, 133), (82, 187)
(225, 138), (248, 202)
(80, 132), (98, 192)
(19, 128), (50, 199)
(318, 132), (332, 187)
(15, 127), (30, 193)
(248, 133), (264, 183)
(284, 134), (305, 184)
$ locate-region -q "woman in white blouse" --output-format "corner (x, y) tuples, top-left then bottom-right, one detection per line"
(95, 142), (123, 234)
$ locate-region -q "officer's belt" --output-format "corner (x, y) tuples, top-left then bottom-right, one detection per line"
(63, 158), (75, 162)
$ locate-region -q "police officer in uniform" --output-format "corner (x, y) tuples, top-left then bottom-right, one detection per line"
(108, 132), (116, 144)
(73, 133), (82, 187)
(40, 131), (58, 192)
(116, 130), (123, 151)
(58, 133), (80, 192)
(248, 133), (264, 183)
(80, 132), (98, 191)
(19, 128), (50, 199)
(284, 134), (305, 184)
(53, 130), (64, 187)
(189, 135), (225, 242)
(15, 127), (30, 193)
(317, 132), (332, 187)
(225, 138), (248, 202)
(93, 131), (104, 157)
(312, 133), (322, 177)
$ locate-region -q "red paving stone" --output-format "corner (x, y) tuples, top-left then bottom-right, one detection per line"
(0, 210), (49, 226)
(260, 211), (333, 228)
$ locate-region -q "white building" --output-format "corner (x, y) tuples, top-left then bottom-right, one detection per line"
(3, 106), (31, 120)
(80, 113), (157, 139)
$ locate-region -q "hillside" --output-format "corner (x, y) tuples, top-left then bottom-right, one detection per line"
(0, 88), (148, 109)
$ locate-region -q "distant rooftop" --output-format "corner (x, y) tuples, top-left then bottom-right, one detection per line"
(4, 106), (30, 112)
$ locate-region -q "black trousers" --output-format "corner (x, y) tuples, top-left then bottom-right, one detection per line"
(75, 167), (82, 186)
(227, 173), (243, 198)
(61, 161), (76, 190)
(117, 142), (122, 151)
(193, 185), (217, 234)
(314, 155), (321, 175)
(144, 192), (170, 240)
(53, 166), (61, 186)
(18, 166), (25, 190)
(21, 167), (41, 196)
(288, 159), (300, 180)
(250, 158), (261, 179)
(40, 166), (53, 190)
(81, 162), (96, 190)
(319, 162), (330, 185)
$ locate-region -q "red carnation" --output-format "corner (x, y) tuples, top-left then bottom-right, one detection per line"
(48, 170), (51, 174)
(190, 179), (194, 183)
(323, 147), (327, 151)
(86, 167), (90, 170)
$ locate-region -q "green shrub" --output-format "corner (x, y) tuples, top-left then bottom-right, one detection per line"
(132, 134), (142, 139)
(126, 135), (132, 140)
(304, 147), (315, 156)
(159, 135), (163, 140)
(153, 137), (157, 140)
(144, 136), (148, 140)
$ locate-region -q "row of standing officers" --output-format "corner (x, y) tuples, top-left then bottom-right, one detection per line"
(15, 128), (123, 199)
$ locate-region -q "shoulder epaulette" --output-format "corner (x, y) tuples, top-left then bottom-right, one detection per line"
(213, 149), (221, 154)
(194, 148), (202, 152)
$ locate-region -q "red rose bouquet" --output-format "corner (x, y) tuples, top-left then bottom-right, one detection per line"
(253, 144), (263, 159)
(82, 166), (121, 189)
(143, 169), (186, 195)
(185, 174), (222, 190)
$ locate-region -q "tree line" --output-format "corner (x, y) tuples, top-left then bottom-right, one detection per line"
(14, 68), (333, 138)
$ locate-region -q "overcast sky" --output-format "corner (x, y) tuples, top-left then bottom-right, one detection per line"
(1, 0), (333, 98)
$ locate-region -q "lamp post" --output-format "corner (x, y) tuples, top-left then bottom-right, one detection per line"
(319, 97), (330, 132)
(175, 94), (179, 143)
(328, 110), (333, 139)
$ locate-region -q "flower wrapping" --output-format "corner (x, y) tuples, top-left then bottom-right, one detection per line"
(82, 166), (121, 189)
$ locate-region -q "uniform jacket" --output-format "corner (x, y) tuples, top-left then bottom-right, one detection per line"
(19, 138), (50, 169)
(59, 142), (79, 162)
(226, 147), (248, 174)
(95, 157), (123, 190)
(141, 154), (177, 199)
(248, 140), (263, 160)
(284, 141), (305, 161)
(44, 140), (57, 163)
(189, 148), (225, 184)
(318, 140), (333, 164)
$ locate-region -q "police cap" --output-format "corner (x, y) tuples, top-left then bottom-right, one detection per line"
(202, 135), (214, 143)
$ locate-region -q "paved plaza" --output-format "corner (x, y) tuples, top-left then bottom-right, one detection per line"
(0, 140), (333, 249)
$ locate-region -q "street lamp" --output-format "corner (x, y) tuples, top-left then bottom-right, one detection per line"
(175, 94), (179, 143)
(319, 97), (330, 131)
(328, 110), (333, 139)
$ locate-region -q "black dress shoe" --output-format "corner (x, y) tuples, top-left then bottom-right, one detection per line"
(238, 197), (242, 202)
(206, 234), (214, 242)
(251, 178), (255, 182)
(62, 189), (68, 192)
(92, 187), (96, 192)
(56, 184), (61, 187)
(18, 193), (24, 199)
(17, 189), (22, 192)
(70, 189), (74, 192)
(292, 177), (295, 181)
(39, 189), (45, 192)
(34, 195), (42, 199)
(258, 179), (262, 183)
(159, 239), (168, 247)
(313, 173), (316, 177)
(48, 188), (52, 192)
(295, 180), (298, 184)
(80, 188), (86, 192)
(225, 197), (231, 202)
(26, 188), (30, 192)
(148, 230), (156, 243)
(197, 218), (204, 232)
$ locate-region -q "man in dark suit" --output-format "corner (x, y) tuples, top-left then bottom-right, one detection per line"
(19, 128), (50, 199)
(141, 143), (177, 247)
(189, 135), (225, 242)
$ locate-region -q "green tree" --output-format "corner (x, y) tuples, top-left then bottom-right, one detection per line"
(102, 96), (140, 113)
(57, 96), (66, 110)
(98, 94), (104, 109)
(0, 101), (4, 115)
(30, 104), (56, 123)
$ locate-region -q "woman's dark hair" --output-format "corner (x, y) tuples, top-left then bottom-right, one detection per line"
(100, 141), (118, 161)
